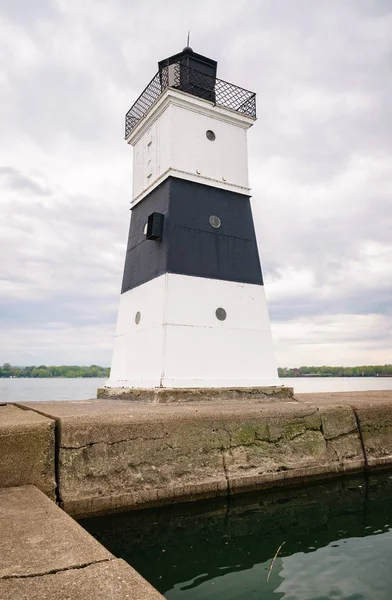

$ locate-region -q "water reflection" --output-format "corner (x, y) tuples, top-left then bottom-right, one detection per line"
(81, 473), (392, 599)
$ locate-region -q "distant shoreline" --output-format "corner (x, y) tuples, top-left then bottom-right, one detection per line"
(279, 374), (392, 378)
(2, 375), (392, 379)
(279, 365), (392, 378)
(0, 364), (110, 379)
(0, 376), (108, 379)
(1, 364), (391, 379)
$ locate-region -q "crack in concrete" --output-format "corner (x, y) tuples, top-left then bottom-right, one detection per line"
(326, 439), (341, 464)
(220, 447), (230, 494)
(222, 424), (281, 448)
(222, 428), (322, 450)
(221, 426), (233, 446)
(353, 407), (369, 469)
(283, 429), (311, 442)
(301, 407), (320, 417)
(0, 558), (113, 580)
(324, 428), (359, 443)
(219, 428), (232, 495)
(54, 420), (62, 507)
(61, 435), (166, 450)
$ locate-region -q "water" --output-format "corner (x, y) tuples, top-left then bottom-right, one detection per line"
(283, 377), (392, 394)
(0, 377), (107, 402)
(1, 377), (392, 403)
(81, 472), (392, 600)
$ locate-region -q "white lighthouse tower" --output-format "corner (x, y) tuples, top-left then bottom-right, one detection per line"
(106, 47), (279, 389)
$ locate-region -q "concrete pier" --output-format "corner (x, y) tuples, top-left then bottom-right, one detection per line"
(1, 390), (392, 598)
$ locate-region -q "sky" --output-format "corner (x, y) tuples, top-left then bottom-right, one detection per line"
(0, 0), (391, 368)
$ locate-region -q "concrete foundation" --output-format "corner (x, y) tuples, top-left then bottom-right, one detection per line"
(97, 385), (294, 402)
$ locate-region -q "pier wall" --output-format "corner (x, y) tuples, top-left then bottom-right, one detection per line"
(0, 390), (390, 517)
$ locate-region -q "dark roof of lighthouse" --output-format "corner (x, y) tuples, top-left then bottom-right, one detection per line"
(158, 47), (217, 76)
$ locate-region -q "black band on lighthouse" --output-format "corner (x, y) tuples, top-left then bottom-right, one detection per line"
(121, 177), (264, 293)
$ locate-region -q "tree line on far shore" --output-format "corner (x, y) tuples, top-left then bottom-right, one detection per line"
(1, 362), (392, 378)
(0, 363), (110, 378)
(278, 365), (392, 377)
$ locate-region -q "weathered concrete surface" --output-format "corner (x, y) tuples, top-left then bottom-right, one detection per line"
(0, 485), (164, 599)
(298, 391), (392, 469)
(351, 402), (392, 469)
(297, 390), (392, 406)
(0, 404), (55, 498)
(226, 402), (364, 495)
(0, 559), (164, 600)
(0, 485), (111, 577)
(98, 385), (294, 402)
(19, 399), (364, 517)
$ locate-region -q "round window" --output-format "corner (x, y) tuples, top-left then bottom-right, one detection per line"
(135, 311), (141, 325)
(209, 215), (221, 228)
(206, 130), (216, 141)
(215, 308), (227, 321)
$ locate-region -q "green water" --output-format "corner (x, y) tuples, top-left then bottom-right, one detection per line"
(81, 473), (392, 599)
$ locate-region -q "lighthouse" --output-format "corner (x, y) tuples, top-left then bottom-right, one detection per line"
(106, 47), (279, 389)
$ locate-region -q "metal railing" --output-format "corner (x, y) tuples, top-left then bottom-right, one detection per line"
(125, 63), (256, 137)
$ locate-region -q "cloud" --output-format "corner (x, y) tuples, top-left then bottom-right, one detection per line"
(272, 313), (392, 367)
(0, 0), (391, 367)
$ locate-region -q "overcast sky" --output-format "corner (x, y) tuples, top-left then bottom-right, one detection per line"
(0, 0), (391, 368)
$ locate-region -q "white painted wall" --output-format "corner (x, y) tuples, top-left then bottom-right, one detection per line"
(170, 103), (249, 189)
(132, 107), (172, 201)
(109, 326), (165, 388)
(107, 273), (279, 388)
(109, 275), (166, 388)
(162, 327), (278, 387)
(131, 95), (251, 203)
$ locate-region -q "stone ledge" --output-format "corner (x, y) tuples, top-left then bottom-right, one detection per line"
(0, 405), (55, 498)
(0, 485), (164, 599)
(0, 559), (164, 600)
(0, 485), (111, 578)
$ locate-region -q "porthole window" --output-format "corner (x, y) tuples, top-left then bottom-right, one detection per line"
(206, 130), (216, 141)
(215, 307), (227, 321)
(209, 215), (221, 229)
(135, 311), (141, 325)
